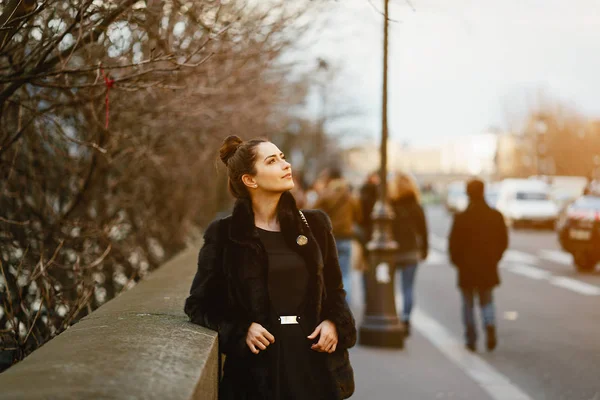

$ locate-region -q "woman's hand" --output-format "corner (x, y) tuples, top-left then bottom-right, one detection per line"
(246, 322), (275, 354)
(308, 320), (338, 353)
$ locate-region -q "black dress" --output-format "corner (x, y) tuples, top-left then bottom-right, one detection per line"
(257, 228), (333, 400)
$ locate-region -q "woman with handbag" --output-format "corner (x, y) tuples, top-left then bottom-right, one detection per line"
(184, 136), (356, 400)
(388, 172), (429, 337)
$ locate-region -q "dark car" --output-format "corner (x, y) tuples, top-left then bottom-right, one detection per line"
(557, 195), (600, 272)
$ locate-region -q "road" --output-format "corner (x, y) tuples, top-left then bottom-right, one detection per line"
(349, 205), (600, 400)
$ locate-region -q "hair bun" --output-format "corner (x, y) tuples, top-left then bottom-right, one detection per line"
(219, 135), (243, 166)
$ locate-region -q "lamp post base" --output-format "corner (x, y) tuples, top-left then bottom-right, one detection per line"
(358, 199), (404, 349)
(359, 316), (405, 348)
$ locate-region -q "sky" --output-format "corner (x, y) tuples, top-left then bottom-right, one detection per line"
(301, 0), (600, 148)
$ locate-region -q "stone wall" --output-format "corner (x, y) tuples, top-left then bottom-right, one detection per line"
(0, 244), (218, 400)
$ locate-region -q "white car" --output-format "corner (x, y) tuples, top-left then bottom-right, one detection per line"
(485, 182), (501, 209)
(548, 176), (588, 211)
(496, 179), (559, 229)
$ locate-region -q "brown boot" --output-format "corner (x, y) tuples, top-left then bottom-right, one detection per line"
(465, 325), (477, 352)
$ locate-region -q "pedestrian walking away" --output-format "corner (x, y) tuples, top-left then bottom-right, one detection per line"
(448, 178), (508, 352)
(184, 136), (356, 400)
(388, 172), (428, 337)
(313, 167), (362, 304)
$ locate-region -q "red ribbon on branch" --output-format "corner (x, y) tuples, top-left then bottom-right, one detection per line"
(100, 68), (115, 129)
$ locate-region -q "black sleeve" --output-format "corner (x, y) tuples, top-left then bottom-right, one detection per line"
(184, 220), (251, 355)
(318, 210), (357, 350)
(184, 220), (225, 330)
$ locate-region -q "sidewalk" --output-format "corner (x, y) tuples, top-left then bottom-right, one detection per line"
(347, 269), (532, 400)
(348, 268), (488, 400)
(350, 308), (491, 400)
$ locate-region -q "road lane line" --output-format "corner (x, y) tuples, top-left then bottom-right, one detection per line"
(501, 263), (600, 296)
(504, 250), (539, 265)
(426, 239), (600, 297)
(548, 276), (600, 296)
(502, 264), (552, 280)
(539, 250), (572, 266)
(411, 308), (533, 400)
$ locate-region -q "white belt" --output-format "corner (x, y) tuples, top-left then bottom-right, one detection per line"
(278, 315), (299, 325)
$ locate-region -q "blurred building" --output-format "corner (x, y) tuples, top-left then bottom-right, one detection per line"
(345, 111), (600, 185)
(495, 133), (524, 178)
(438, 133), (498, 176)
(345, 132), (501, 185)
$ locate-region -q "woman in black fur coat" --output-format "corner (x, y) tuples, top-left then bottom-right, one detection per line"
(184, 136), (356, 399)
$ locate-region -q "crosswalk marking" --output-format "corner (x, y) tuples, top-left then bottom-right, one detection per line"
(428, 234), (600, 297)
(502, 264), (551, 280)
(548, 276), (600, 296)
(539, 249), (572, 266)
(504, 250), (539, 265)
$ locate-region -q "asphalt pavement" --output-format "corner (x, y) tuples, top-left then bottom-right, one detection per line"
(348, 205), (600, 400)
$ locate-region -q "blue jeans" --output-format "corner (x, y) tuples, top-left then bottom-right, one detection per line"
(396, 264), (418, 322)
(461, 288), (495, 343)
(335, 239), (353, 302)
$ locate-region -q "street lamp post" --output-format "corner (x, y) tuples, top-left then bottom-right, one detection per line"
(315, 58), (329, 159)
(358, 0), (404, 348)
(534, 118), (548, 177)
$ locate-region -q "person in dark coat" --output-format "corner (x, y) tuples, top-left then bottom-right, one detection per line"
(388, 172), (428, 337)
(313, 167), (362, 303)
(184, 136), (356, 400)
(448, 179), (508, 352)
(358, 171), (380, 246)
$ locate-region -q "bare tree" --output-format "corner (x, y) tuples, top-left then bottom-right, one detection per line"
(0, 0), (319, 370)
(498, 91), (600, 178)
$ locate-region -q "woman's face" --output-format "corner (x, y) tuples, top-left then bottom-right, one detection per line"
(246, 142), (294, 193)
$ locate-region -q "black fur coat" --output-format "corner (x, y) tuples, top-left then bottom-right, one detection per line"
(184, 191), (356, 399)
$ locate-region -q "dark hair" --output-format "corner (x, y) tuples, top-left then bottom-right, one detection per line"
(466, 179), (485, 200)
(219, 135), (268, 199)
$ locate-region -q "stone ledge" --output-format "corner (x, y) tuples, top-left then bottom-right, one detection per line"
(0, 244), (218, 400)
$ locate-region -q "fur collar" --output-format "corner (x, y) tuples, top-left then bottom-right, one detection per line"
(228, 191), (325, 315)
(229, 191), (306, 246)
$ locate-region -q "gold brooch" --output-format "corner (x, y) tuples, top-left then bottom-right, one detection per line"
(296, 235), (308, 246)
